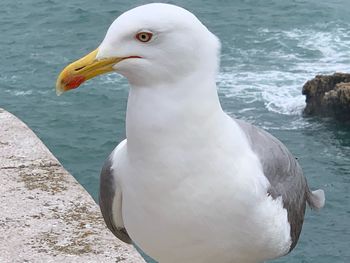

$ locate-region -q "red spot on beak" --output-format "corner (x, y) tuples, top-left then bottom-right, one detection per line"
(63, 75), (86, 90)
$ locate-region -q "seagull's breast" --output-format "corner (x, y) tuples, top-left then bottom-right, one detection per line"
(118, 116), (291, 263)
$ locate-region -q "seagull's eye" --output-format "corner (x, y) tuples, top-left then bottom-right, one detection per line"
(135, 32), (153, 43)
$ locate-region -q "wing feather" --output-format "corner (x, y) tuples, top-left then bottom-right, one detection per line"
(235, 119), (314, 251)
(99, 145), (132, 244)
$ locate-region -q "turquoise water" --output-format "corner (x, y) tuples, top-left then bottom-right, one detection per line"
(1, 0), (349, 262)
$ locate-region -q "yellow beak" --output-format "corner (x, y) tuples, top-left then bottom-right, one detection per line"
(56, 48), (123, 95)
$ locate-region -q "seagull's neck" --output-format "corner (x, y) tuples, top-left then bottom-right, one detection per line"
(125, 71), (225, 151)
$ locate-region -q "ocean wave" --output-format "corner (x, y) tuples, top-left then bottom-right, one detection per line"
(219, 23), (350, 116)
(14, 90), (33, 96)
(3, 89), (33, 96)
(97, 73), (130, 93)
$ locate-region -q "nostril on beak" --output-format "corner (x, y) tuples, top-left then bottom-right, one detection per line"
(75, 66), (86, 71)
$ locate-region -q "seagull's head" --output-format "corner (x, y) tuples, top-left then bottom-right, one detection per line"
(56, 3), (220, 95)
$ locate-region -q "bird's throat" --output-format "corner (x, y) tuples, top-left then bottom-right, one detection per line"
(125, 79), (223, 153)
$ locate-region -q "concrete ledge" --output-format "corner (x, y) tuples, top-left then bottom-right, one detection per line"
(0, 108), (145, 263)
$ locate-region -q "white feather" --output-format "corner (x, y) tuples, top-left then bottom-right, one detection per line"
(100, 3), (296, 263)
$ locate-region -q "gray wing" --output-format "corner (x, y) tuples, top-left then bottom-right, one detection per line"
(99, 152), (132, 244)
(235, 119), (322, 252)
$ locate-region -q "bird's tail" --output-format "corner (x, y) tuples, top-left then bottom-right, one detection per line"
(307, 189), (325, 210)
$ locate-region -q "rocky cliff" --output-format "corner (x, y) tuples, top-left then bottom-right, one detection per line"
(302, 72), (350, 121)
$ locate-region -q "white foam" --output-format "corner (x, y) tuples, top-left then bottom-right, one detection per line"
(4, 89), (33, 96)
(14, 90), (33, 96)
(218, 70), (307, 116)
(218, 23), (350, 116)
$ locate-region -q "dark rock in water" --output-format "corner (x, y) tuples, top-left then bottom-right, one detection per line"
(302, 73), (350, 121)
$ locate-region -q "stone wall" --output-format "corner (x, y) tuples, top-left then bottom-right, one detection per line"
(0, 108), (145, 263)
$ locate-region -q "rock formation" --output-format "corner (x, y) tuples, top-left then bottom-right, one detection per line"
(302, 72), (350, 121)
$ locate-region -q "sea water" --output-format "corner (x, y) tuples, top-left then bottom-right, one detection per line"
(0, 0), (349, 262)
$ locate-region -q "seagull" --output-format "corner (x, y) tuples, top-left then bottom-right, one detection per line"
(56, 3), (325, 263)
